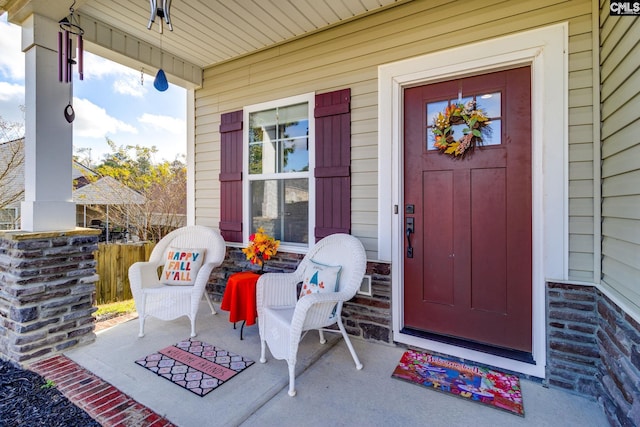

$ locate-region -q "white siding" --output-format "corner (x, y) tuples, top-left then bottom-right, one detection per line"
(600, 5), (640, 313)
(194, 0), (596, 263)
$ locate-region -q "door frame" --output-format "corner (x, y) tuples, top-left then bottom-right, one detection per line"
(378, 23), (568, 378)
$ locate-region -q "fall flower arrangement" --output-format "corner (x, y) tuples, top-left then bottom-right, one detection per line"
(432, 100), (491, 158)
(242, 227), (280, 272)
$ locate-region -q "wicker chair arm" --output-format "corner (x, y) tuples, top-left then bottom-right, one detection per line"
(256, 272), (301, 309)
(293, 291), (350, 331)
(128, 261), (162, 292)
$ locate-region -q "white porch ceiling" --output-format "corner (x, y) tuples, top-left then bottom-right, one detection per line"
(3, 0), (406, 71)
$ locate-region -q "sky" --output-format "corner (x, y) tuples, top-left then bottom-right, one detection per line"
(0, 13), (186, 165)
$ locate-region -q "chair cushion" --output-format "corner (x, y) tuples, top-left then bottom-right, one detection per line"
(299, 259), (341, 298)
(160, 247), (206, 285)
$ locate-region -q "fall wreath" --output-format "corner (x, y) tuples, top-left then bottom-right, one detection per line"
(432, 100), (491, 157)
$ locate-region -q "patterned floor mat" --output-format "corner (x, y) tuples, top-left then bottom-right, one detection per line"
(136, 338), (254, 397)
(392, 349), (524, 416)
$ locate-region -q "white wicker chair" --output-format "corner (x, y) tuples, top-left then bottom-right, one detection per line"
(128, 225), (226, 338)
(256, 233), (366, 397)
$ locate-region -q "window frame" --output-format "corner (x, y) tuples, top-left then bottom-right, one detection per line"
(242, 92), (316, 253)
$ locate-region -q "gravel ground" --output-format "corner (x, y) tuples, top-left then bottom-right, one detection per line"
(0, 358), (101, 427)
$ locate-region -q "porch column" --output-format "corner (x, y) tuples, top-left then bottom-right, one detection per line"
(20, 13), (76, 232)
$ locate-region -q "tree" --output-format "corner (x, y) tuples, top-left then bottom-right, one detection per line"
(73, 147), (94, 168)
(85, 139), (186, 242)
(0, 113), (25, 213)
(0, 109), (25, 142)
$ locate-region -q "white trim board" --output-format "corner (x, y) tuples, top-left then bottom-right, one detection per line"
(377, 23), (568, 378)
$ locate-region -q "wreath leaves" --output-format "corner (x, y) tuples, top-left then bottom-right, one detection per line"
(432, 100), (490, 158)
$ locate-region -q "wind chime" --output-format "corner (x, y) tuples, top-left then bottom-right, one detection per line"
(147, 0), (173, 92)
(58, 1), (84, 122)
(148, 0), (173, 32)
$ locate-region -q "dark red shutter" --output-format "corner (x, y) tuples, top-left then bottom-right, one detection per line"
(314, 88), (351, 241)
(219, 110), (243, 243)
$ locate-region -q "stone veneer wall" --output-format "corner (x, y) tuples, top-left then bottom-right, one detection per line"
(0, 229), (100, 365)
(597, 291), (640, 426)
(207, 247), (393, 344)
(547, 282), (640, 426)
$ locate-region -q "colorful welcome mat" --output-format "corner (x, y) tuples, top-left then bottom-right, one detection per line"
(135, 338), (254, 397)
(392, 349), (524, 416)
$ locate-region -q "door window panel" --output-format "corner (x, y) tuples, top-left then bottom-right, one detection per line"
(426, 92), (502, 151)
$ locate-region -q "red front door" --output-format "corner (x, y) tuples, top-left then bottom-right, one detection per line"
(403, 67), (532, 353)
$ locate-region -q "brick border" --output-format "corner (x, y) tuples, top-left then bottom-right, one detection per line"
(30, 355), (175, 427)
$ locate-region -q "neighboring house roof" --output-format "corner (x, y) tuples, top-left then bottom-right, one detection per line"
(73, 161), (97, 181)
(1, 139), (101, 209)
(72, 176), (146, 205)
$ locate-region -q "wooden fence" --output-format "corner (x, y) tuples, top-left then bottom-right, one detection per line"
(93, 241), (156, 305)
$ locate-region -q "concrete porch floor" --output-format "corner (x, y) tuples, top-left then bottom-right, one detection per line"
(46, 300), (607, 427)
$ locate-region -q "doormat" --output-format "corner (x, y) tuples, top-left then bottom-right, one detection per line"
(392, 349), (524, 416)
(135, 338), (254, 397)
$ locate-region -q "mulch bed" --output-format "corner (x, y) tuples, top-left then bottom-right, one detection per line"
(0, 359), (100, 427)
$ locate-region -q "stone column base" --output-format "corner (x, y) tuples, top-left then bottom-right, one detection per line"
(0, 228), (101, 365)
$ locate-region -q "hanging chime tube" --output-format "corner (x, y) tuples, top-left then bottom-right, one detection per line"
(78, 34), (83, 80)
(64, 30), (70, 83)
(68, 35), (73, 83)
(58, 32), (63, 82)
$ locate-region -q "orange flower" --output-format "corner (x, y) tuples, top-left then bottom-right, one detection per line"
(242, 227), (280, 267)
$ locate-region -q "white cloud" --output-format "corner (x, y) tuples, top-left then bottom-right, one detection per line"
(82, 53), (133, 80)
(0, 81), (24, 102)
(82, 52), (150, 98)
(113, 78), (146, 97)
(73, 97), (138, 138)
(138, 113), (185, 134)
(0, 18), (25, 81)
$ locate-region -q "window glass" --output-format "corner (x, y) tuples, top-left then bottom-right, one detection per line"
(478, 93), (501, 117)
(249, 103), (309, 174)
(250, 179), (309, 245)
(426, 100), (446, 151)
(476, 93), (501, 146)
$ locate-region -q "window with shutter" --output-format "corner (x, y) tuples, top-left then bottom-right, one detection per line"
(222, 89), (352, 249)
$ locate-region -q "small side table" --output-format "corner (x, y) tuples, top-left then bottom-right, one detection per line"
(220, 271), (260, 339)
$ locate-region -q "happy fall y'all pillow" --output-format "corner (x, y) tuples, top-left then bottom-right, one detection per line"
(161, 247), (205, 285)
(299, 259), (342, 298)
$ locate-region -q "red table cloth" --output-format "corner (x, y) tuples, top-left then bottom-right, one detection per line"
(220, 271), (260, 326)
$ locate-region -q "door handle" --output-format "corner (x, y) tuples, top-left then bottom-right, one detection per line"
(406, 217), (414, 258)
